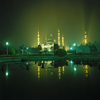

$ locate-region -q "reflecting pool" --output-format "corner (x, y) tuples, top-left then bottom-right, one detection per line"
(1, 59), (100, 100)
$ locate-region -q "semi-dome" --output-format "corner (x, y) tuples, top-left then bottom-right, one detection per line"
(46, 34), (54, 45)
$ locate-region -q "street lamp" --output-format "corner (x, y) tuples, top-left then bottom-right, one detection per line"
(6, 42), (9, 55)
(73, 43), (76, 46)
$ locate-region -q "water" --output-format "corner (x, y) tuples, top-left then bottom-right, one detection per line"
(1, 60), (100, 100)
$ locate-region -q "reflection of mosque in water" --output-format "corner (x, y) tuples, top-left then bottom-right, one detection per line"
(38, 61), (89, 79)
(3, 61), (90, 79)
(84, 65), (88, 77)
(37, 61), (65, 80)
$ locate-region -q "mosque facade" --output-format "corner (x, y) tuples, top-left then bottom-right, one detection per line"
(37, 28), (65, 51)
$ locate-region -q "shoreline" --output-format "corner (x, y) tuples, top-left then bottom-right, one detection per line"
(0, 55), (100, 62)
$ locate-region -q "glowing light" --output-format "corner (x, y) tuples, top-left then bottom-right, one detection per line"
(58, 29), (60, 32)
(85, 35), (87, 38)
(86, 70), (88, 73)
(47, 61), (52, 64)
(6, 72), (8, 76)
(62, 35), (64, 46)
(84, 31), (87, 45)
(85, 39), (87, 44)
(59, 77), (61, 79)
(38, 66), (40, 71)
(6, 42), (9, 45)
(70, 60), (73, 64)
(58, 67), (61, 73)
(58, 28), (60, 46)
(62, 66), (65, 72)
(59, 73), (61, 76)
(58, 69), (61, 72)
(38, 72), (40, 76)
(26, 62), (28, 65)
(74, 68), (76, 71)
(38, 76), (40, 78)
(85, 65), (88, 69)
(70, 47), (72, 50)
(73, 43), (76, 46)
(86, 74), (88, 77)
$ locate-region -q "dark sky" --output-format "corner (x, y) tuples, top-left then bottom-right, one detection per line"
(0, 0), (100, 48)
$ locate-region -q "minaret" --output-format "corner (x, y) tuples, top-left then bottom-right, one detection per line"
(58, 28), (60, 46)
(37, 30), (40, 45)
(62, 35), (64, 46)
(44, 35), (47, 44)
(84, 31), (87, 45)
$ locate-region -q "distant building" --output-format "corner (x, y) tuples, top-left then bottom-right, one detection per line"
(84, 31), (88, 45)
(37, 28), (65, 51)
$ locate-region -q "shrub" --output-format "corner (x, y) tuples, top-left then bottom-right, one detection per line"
(55, 49), (66, 57)
(9, 48), (15, 55)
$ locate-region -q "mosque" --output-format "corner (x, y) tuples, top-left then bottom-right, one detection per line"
(37, 28), (65, 51)
(37, 28), (88, 51)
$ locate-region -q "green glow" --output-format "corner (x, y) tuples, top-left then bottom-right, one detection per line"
(6, 72), (8, 76)
(73, 43), (76, 46)
(74, 68), (76, 71)
(70, 47), (72, 50)
(70, 60), (73, 64)
(6, 42), (9, 45)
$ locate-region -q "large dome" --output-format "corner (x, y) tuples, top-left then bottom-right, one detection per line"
(46, 34), (54, 45)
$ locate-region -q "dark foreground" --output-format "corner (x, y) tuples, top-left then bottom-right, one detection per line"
(1, 60), (100, 100)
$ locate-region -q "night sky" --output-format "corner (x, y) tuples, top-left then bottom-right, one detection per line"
(0, 0), (100, 48)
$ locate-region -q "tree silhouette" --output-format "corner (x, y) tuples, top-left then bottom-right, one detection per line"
(89, 44), (98, 53)
(54, 43), (59, 53)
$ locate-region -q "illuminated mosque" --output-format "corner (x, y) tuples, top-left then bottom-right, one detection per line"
(37, 28), (88, 51)
(37, 28), (65, 51)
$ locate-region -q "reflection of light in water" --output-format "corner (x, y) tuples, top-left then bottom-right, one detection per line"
(62, 66), (64, 74)
(85, 65), (88, 77)
(6, 72), (8, 76)
(86, 70), (88, 73)
(38, 66), (40, 79)
(38, 72), (40, 76)
(86, 74), (88, 77)
(58, 66), (61, 79)
(26, 62), (28, 65)
(70, 60), (73, 64)
(46, 61), (52, 64)
(85, 65), (88, 69)
(38, 66), (40, 71)
(45, 61), (53, 68)
(6, 64), (8, 77)
(59, 77), (61, 79)
(74, 68), (76, 71)
(58, 69), (61, 72)
(59, 73), (61, 76)
(38, 76), (40, 78)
